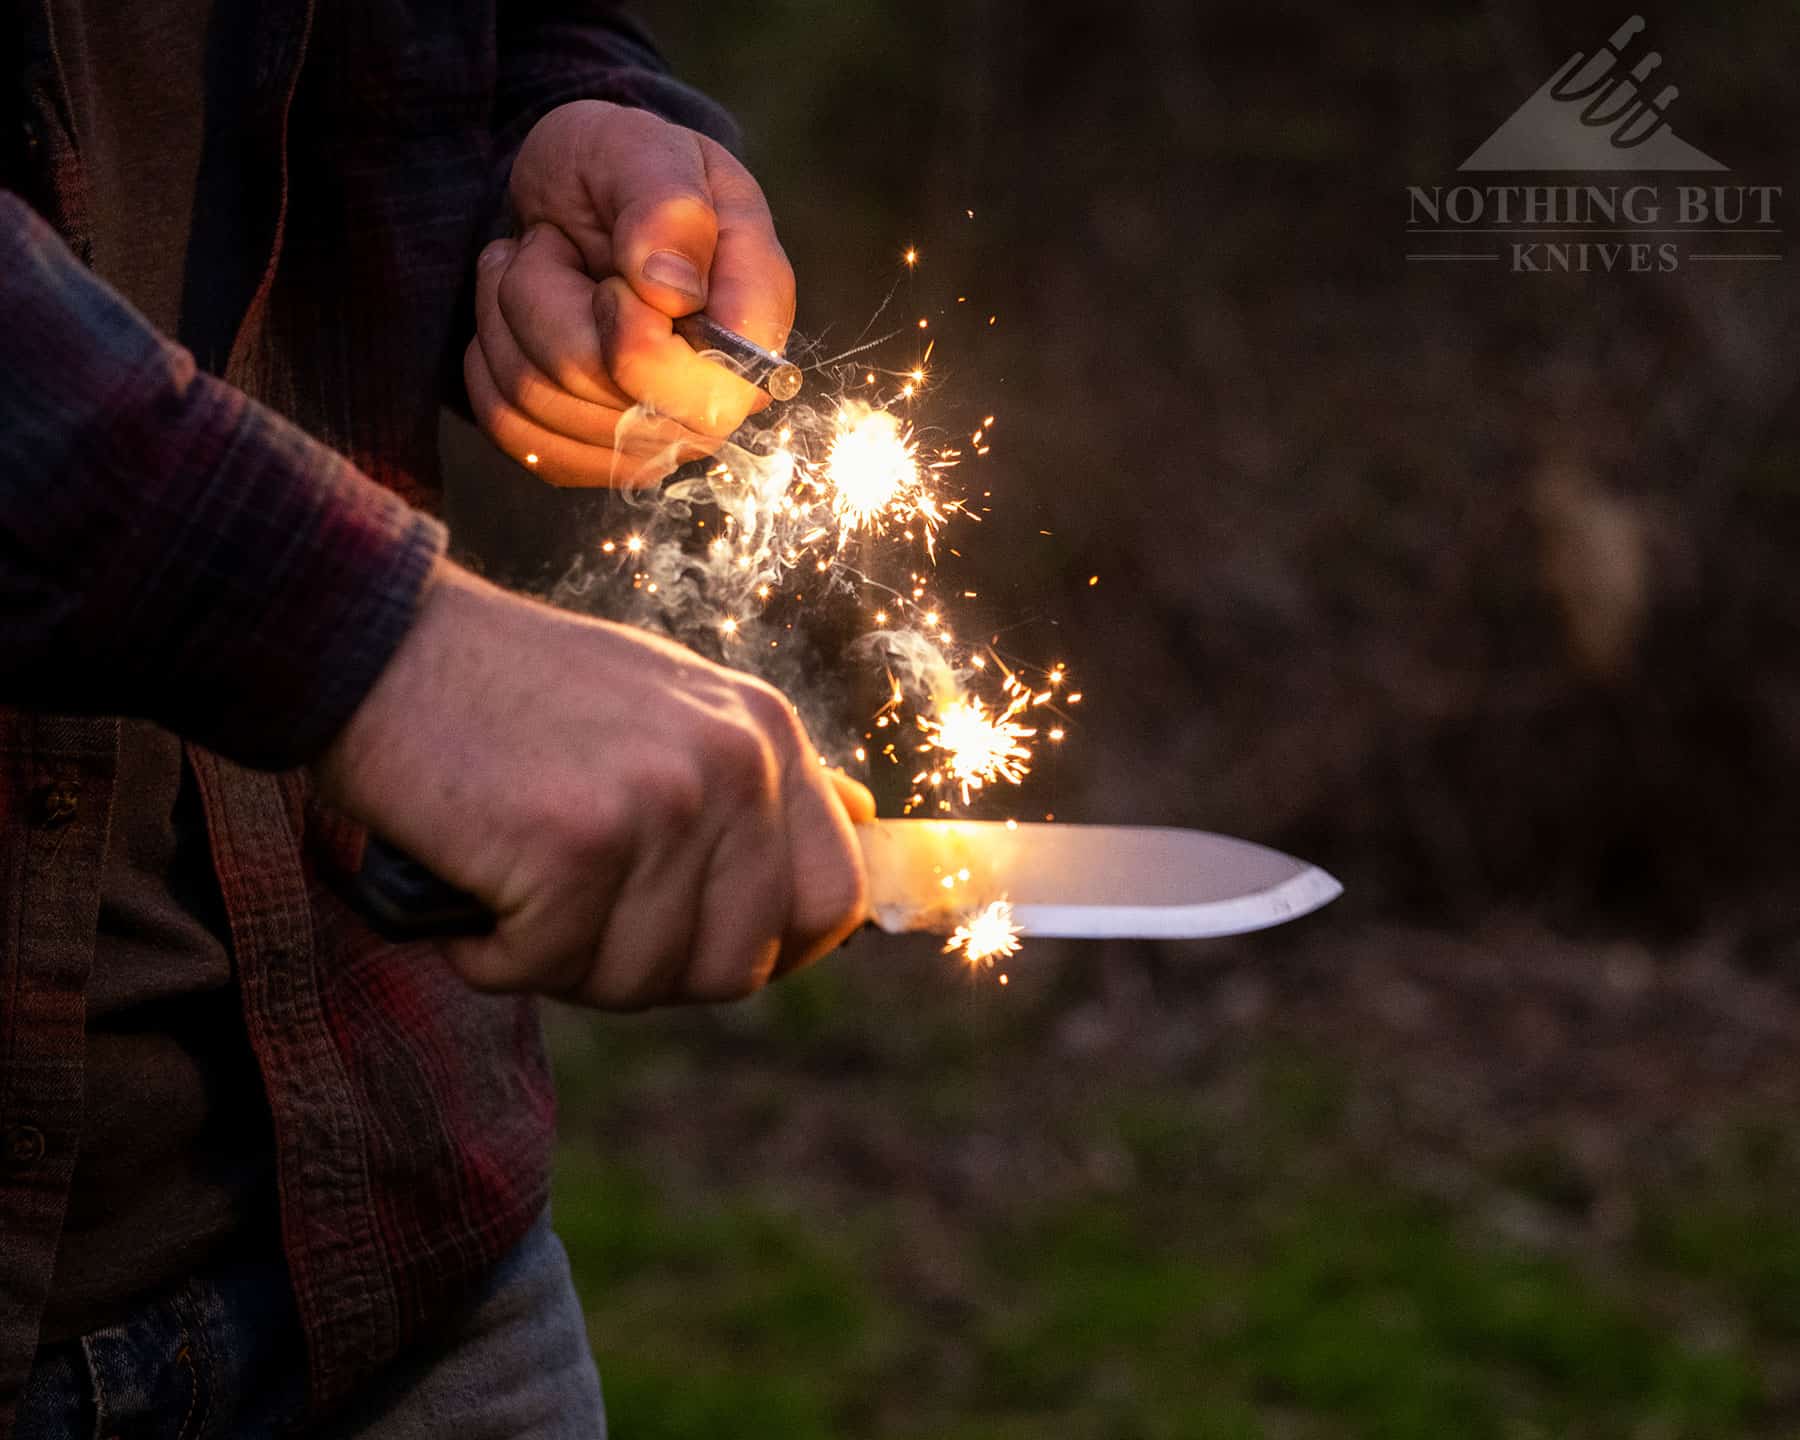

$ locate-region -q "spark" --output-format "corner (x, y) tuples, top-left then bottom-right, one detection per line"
(945, 900), (1023, 968)
(819, 403), (945, 548)
(903, 246), (919, 267)
(625, 535), (645, 554)
(918, 692), (1035, 802)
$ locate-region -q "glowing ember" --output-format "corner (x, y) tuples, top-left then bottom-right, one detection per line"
(918, 692), (1035, 803)
(945, 899), (1023, 967)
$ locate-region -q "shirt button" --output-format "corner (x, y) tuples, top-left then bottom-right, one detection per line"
(4, 1125), (46, 1169)
(29, 780), (79, 829)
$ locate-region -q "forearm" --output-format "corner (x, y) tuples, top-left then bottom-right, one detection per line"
(0, 190), (445, 768)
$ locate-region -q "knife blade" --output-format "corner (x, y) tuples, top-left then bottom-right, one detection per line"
(859, 820), (1340, 939)
(347, 821), (1339, 942)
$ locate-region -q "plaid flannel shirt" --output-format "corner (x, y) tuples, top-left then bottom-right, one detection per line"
(0, 2), (736, 1429)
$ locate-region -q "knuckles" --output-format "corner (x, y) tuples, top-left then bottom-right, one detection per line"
(695, 714), (779, 808)
(550, 789), (636, 870)
(735, 675), (807, 757)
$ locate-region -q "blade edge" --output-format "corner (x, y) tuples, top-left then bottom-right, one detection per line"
(873, 863), (1343, 940)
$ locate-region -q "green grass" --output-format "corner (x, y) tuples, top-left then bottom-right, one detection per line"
(549, 1040), (1784, 1439)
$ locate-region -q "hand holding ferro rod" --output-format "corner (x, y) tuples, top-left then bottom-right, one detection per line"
(674, 313), (803, 402)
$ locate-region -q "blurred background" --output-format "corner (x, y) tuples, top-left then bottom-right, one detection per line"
(446, 3), (1800, 1435)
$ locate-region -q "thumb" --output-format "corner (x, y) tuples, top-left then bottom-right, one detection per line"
(608, 132), (719, 319)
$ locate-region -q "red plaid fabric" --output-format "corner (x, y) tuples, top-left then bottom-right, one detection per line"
(0, 2), (737, 1430)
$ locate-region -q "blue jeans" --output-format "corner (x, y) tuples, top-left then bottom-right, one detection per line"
(19, 1210), (605, 1438)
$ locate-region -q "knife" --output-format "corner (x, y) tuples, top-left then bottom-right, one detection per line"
(347, 822), (1339, 942)
(860, 820), (1340, 939)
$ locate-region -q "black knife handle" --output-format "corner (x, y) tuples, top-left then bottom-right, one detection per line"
(347, 836), (498, 940)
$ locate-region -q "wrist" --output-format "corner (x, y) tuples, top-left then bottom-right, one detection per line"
(314, 556), (482, 821)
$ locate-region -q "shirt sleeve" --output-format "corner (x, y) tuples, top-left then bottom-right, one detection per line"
(0, 190), (448, 770)
(493, 3), (741, 163)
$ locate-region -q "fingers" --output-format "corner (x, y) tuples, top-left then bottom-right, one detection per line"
(777, 762), (868, 974)
(745, 703), (868, 976)
(698, 139), (797, 355)
(486, 225), (631, 409)
(593, 276), (763, 437)
(583, 829), (713, 1009)
(464, 338), (705, 488)
(685, 792), (790, 1004)
(477, 243), (710, 459)
(473, 225), (722, 484)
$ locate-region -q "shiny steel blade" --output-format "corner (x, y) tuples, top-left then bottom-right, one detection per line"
(858, 820), (1341, 940)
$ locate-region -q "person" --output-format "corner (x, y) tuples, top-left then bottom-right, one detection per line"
(0, 3), (869, 1435)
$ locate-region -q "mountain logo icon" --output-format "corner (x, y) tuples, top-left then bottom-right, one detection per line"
(1462, 15), (1725, 171)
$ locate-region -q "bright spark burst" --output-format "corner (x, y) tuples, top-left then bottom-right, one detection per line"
(918, 691), (1035, 803)
(820, 403), (944, 547)
(945, 899), (1023, 968)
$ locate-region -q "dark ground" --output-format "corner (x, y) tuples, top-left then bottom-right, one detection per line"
(445, 3), (1800, 1434)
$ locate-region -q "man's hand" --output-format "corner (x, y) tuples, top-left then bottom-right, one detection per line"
(467, 101), (796, 489)
(314, 560), (872, 1008)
